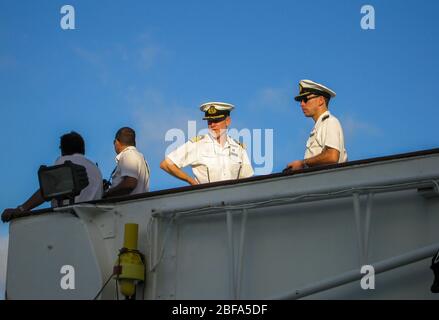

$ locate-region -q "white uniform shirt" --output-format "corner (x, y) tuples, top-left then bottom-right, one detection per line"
(167, 133), (254, 184)
(53, 153), (103, 205)
(110, 146), (150, 195)
(304, 111), (348, 163)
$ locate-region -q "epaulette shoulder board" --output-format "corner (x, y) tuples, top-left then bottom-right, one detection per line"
(233, 138), (246, 149)
(190, 135), (205, 143)
(322, 115), (330, 122)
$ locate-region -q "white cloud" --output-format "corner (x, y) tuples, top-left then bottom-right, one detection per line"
(135, 32), (166, 70)
(73, 46), (112, 85)
(127, 89), (199, 159)
(250, 86), (293, 114)
(72, 35), (164, 85)
(73, 47), (102, 67)
(341, 115), (382, 138)
(138, 45), (161, 71)
(0, 235), (9, 300)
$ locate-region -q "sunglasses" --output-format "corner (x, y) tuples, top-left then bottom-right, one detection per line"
(207, 118), (226, 124)
(299, 95), (321, 103)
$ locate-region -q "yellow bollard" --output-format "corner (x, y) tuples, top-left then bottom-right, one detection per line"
(114, 223), (145, 299)
(124, 223), (138, 250)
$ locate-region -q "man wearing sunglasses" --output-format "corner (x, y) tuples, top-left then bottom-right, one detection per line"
(286, 79), (347, 171)
(160, 102), (254, 185)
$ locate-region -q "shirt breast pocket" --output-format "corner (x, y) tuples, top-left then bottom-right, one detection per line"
(198, 154), (217, 178)
(111, 166), (121, 179)
(306, 133), (323, 150)
(306, 138), (317, 150)
(199, 153), (217, 166)
(229, 156), (243, 179)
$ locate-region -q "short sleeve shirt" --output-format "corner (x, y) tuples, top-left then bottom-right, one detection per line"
(304, 111), (348, 163)
(167, 134), (254, 184)
(110, 146), (150, 195)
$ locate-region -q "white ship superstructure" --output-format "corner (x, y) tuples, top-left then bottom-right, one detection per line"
(4, 149), (439, 299)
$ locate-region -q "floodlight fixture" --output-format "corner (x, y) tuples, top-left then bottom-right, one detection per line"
(38, 160), (89, 206)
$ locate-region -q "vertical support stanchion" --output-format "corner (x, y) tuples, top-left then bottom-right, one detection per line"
(364, 193), (374, 263)
(152, 217), (159, 299)
(236, 209), (248, 300)
(353, 192), (365, 265)
(226, 210), (236, 299)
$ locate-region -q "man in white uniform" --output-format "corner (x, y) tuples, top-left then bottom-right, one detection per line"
(104, 127), (150, 198)
(160, 102), (254, 185)
(286, 80), (347, 171)
(1, 131), (103, 222)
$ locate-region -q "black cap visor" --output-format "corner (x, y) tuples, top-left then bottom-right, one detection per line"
(294, 89), (331, 101)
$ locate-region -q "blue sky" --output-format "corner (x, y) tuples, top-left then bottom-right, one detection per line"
(1, 0), (439, 296)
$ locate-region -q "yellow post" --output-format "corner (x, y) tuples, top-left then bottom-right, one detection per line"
(115, 223), (145, 299)
(124, 223), (138, 250)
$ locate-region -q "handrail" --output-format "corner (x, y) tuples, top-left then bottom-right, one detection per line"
(5, 147), (439, 222)
(152, 178), (439, 220)
(94, 147), (439, 205)
(272, 242), (439, 300)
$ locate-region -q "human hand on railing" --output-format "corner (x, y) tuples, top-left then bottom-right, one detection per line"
(287, 160), (305, 170)
(283, 160), (306, 174)
(282, 167), (293, 174)
(188, 177), (199, 186)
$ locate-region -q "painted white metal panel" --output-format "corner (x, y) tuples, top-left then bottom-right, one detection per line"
(5, 152), (439, 299)
(6, 213), (105, 299)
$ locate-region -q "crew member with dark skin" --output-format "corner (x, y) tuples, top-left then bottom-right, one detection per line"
(1, 131), (103, 222)
(104, 127), (150, 198)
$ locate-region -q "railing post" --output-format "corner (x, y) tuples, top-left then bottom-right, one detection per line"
(364, 193), (374, 263)
(352, 192), (365, 265)
(236, 209), (248, 299)
(226, 210), (236, 299)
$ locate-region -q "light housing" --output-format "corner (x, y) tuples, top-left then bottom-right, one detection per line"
(38, 160), (89, 205)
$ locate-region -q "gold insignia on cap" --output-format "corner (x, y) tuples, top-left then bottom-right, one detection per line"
(208, 106), (217, 115)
